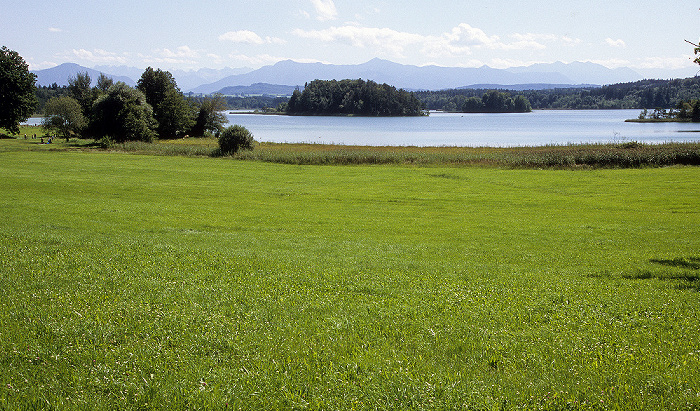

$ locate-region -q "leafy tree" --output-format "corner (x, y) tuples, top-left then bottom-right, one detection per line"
(96, 73), (114, 93)
(287, 89), (302, 112)
(90, 82), (157, 143)
(67, 72), (95, 118)
(482, 90), (513, 112)
(0, 46), (37, 134)
(286, 79), (423, 116)
(461, 96), (484, 112)
(190, 94), (228, 137)
(137, 67), (192, 139)
(514, 95), (532, 112)
(35, 84), (70, 114)
(42, 96), (86, 140)
(218, 125), (254, 155)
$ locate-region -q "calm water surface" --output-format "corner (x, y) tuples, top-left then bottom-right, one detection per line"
(23, 110), (700, 147)
(224, 110), (700, 147)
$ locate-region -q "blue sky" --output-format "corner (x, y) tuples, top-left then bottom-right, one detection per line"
(2, 0), (699, 77)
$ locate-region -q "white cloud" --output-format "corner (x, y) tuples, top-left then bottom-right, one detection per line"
(128, 46), (204, 68)
(295, 9), (311, 19)
(48, 27), (63, 33)
(227, 53), (327, 67)
(587, 59), (631, 69)
(605, 38), (626, 48)
(310, 0), (338, 21)
(219, 30), (285, 45)
(511, 33), (559, 43)
(228, 53), (287, 67)
(160, 45), (200, 59)
(635, 55), (696, 70)
(293, 26), (425, 58)
(266, 36), (287, 45)
(354, 5), (381, 21)
(445, 24), (500, 48)
(220, 30), (265, 44)
(561, 36), (582, 45)
(293, 23), (579, 60)
(69, 49), (128, 65)
(28, 60), (59, 70)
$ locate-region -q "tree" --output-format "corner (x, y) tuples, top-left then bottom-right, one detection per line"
(190, 94), (228, 137)
(42, 96), (86, 140)
(514, 95), (532, 112)
(67, 72), (95, 118)
(287, 89), (302, 112)
(0, 46), (37, 134)
(90, 82), (157, 143)
(482, 90), (514, 113)
(218, 125), (254, 155)
(286, 79), (423, 116)
(686, 39), (700, 66)
(137, 67), (192, 139)
(461, 96), (484, 112)
(96, 73), (114, 93)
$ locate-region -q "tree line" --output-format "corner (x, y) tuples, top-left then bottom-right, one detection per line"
(414, 90), (531, 113)
(416, 77), (700, 111)
(285, 79), (425, 116)
(1, 47), (231, 142)
(43, 69), (231, 143)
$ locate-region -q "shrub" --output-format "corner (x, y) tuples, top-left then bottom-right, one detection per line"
(218, 125), (255, 155)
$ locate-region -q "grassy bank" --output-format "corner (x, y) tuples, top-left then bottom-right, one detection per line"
(1, 146), (699, 409)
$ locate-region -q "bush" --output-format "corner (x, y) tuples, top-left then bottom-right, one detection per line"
(218, 125), (255, 155)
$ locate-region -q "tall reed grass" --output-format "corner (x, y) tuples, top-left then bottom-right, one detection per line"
(236, 141), (700, 168)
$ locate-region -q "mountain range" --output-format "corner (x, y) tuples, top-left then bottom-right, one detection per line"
(33, 63), (137, 87)
(32, 58), (650, 95)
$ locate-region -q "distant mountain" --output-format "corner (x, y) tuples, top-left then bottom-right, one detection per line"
(217, 83), (298, 96)
(460, 83), (599, 91)
(505, 61), (642, 86)
(171, 67), (253, 91)
(33, 59), (652, 94)
(94, 65), (254, 92)
(32, 63), (136, 87)
(91, 65), (144, 81)
(189, 58), (644, 94)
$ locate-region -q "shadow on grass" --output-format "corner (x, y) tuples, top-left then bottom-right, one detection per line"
(649, 257), (700, 270)
(623, 257), (700, 291)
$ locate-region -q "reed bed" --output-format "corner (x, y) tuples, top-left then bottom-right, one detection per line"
(237, 141), (700, 168)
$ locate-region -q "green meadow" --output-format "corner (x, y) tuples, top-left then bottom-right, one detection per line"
(1, 137), (700, 409)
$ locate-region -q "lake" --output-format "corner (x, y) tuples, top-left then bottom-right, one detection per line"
(24, 110), (700, 147)
(224, 110), (700, 147)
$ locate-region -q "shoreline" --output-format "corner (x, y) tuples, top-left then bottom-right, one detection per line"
(625, 118), (693, 123)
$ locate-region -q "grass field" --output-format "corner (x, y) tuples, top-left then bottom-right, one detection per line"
(1, 136), (700, 409)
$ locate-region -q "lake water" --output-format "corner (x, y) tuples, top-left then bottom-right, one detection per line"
(24, 110), (700, 147)
(224, 110), (700, 147)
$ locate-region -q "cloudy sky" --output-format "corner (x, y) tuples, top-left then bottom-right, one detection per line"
(3, 0), (699, 77)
